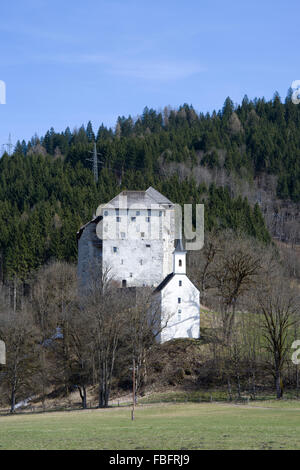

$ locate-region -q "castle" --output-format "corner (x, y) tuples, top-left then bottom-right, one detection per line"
(77, 187), (200, 342)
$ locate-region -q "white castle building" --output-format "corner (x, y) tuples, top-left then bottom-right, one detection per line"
(77, 187), (200, 342)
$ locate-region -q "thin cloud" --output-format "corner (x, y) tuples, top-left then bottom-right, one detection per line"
(2, 48), (206, 81)
(109, 60), (206, 81)
(0, 23), (79, 44)
(34, 53), (206, 81)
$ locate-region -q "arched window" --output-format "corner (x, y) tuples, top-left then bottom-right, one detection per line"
(179, 259), (182, 267)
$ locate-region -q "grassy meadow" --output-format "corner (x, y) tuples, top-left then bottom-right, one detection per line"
(0, 401), (300, 450)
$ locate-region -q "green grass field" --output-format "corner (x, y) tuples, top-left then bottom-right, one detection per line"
(0, 401), (300, 450)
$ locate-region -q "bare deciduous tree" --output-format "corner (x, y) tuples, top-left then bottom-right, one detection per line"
(0, 306), (39, 412)
(256, 280), (299, 399)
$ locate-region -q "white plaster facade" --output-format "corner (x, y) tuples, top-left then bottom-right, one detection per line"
(77, 187), (175, 288)
(153, 240), (200, 342)
(77, 187), (200, 343)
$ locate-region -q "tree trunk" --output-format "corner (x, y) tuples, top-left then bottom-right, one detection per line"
(98, 357), (107, 408)
(227, 377), (232, 401)
(236, 371), (241, 399)
(275, 369), (283, 399)
(13, 277), (17, 313)
(78, 385), (87, 409)
(251, 370), (256, 400)
(10, 387), (16, 413)
(10, 363), (18, 413)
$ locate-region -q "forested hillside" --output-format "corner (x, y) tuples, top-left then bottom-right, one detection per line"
(1, 93), (300, 409)
(1, 90), (300, 280)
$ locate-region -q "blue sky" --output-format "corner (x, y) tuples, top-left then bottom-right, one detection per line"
(0, 0), (299, 150)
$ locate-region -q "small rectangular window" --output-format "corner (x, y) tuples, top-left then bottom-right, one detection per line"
(178, 298), (181, 304)
(146, 244), (151, 248)
(113, 247), (118, 253)
(121, 232), (125, 238)
(136, 211), (140, 216)
(116, 217), (121, 222)
(146, 217), (150, 222)
(148, 209), (151, 216)
(159, 211), (162, 217)
(131, 217), (136, 222)
(130, 273), (133, 277)
(141, 232), (145, 238)
(104, 210), (108, 216)
(178, 309), (182, 321)
(116, 208), (119, 215)
(179, 280), (182, 286)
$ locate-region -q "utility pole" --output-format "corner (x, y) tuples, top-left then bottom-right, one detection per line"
(131, 358), (135, 421)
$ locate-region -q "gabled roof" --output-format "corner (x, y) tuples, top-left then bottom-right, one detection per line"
(145, 187), (173, 205)
(78, 187), (173, 240)
(76, 215), (102, 241)
(153, 273), (175, 293)
(153, 272), (200, 294)
(98, 186), (174, 211)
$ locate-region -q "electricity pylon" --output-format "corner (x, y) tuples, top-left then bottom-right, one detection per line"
(86, 142), (104, 183)
(3, 133), (13, 155)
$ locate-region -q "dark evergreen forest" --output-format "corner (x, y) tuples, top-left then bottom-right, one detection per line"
(2, 90), (299, 279)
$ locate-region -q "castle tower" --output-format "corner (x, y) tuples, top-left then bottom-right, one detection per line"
(77, 187), (175, 289)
